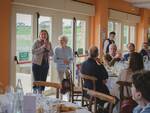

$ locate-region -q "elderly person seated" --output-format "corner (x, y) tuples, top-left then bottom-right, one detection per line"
(123, 43), (135, 61)
(81, 46), (109, 95)
(103, 44), (122, 67)
(132, 71), (150, 113)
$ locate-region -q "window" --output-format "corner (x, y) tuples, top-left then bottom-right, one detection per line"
(16, 13), (33, 92)
(123, 25), (129, 50)
(39, 16), (52, 41)
(114, 22), (121, 50)
(108, 21), (113, 34)
(76, 20), (86, 55)
(12, 6), (89, 93)
(130, 26), (136, 43)
(108, 20), (136, 52)
(62, 19), (73, 48)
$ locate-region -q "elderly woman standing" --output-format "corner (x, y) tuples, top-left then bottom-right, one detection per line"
(32, 30), (53, 92)
(54, 35), (73, 83)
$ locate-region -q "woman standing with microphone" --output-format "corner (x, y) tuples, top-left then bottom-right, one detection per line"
(32, 30), (53, 93)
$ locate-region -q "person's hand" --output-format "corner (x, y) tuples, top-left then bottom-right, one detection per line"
(115, 52), (122, 59)
(44, 40), (50, 50)
(63, 59), (69, 65)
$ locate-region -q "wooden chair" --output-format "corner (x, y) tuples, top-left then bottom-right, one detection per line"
(116, 80), (133, 112)
(87, 89), (116, 113)
(116, 81), (132, 101)
(33, 81), (61, 98)
(80, 74), (97, 110)
(65, 67), (82, 103)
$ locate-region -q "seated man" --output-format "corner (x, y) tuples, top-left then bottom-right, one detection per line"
(80, 46), (109, 95)
(109, 43), (117, 58)
(103, 44), (121, 67)
(123, 43), (135, 61)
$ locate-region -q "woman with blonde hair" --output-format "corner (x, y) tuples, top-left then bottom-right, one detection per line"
(32, 30), (53, 92)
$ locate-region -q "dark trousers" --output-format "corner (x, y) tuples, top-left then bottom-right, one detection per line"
(32, 60), (49, 91)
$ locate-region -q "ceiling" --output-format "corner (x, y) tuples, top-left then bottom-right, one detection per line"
(124, 0), (150, 9)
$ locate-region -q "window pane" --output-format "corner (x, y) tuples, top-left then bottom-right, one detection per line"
(39, 16), (52, 41)
(108, 21), (114, 35)
(16, 13), (33, 92)
(123, 25), (129, 50)
(130, 26), (135, 43)
(114, 22), (121, 50)
(16, 14), (32, 62)
(76, 20), (86, 55)
(62, 19), (73, 48)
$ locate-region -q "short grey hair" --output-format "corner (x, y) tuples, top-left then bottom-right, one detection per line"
(109, 43), (117, 50)
(58, 35), (68, 43)
(89, 46), (99, 58)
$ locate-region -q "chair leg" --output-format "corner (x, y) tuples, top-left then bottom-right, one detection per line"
(108, 103), (113, 113)
(88, 96), (93, 111)
(71, 92), (74, 103)
(56, 89), (59, 98)
(82, 95), (84, 106)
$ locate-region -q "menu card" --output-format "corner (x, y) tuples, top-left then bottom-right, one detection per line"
(23, 95), (36, 113)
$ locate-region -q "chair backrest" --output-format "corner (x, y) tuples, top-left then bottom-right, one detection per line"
(33, 81), (61, 98)
(80, 74), (97, 92)
(116, 81), (132, 100)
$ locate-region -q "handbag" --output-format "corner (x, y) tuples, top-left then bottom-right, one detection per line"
(120, 97), (137, 113)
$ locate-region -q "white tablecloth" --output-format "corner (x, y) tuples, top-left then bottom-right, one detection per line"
(0, 94), (91, 113)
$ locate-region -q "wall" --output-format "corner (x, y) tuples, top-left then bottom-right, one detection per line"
(13, 0), (95, 16)
(108, 0), (140, 15)
(0, 0), (11, 87)
(137, 9), (150, 50)
(89, 0), (108, 55)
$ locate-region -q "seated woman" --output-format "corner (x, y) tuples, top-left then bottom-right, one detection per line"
(111, 52), (144, 113)
(111, 52), (144, 97)
(123, 43), (135, 61)
(132, 71), (150, 113)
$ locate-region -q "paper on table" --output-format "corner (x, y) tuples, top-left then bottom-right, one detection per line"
(23, 95), (36, 113)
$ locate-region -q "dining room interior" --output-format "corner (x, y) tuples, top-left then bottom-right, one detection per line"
(0, 0), (150, 113)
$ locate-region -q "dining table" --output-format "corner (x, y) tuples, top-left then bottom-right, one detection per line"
(0, 93), (91, 113)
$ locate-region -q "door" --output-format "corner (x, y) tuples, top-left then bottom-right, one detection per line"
(62, 18), (87, 84)
(14, 13), (53, 93)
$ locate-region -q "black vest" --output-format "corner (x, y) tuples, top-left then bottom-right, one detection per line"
(106, 39), (115, 53)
